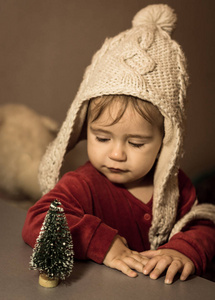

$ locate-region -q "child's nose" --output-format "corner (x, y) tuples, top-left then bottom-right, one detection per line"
(108, 143), (127, 161)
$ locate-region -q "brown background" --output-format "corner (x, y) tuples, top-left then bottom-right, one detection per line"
(0, 0), (214, 180)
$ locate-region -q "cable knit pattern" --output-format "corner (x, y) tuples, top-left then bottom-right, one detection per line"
(38, 4), (215, 250)
(169, 203), (215, 240)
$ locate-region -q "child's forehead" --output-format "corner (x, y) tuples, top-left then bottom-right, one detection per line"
(88, 96), (134, 119)
(87, 95), (164, 132)
(88, 95), (155, 118)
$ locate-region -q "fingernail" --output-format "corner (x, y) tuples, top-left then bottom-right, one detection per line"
(165, 279), (172, 285)
(150, 273), (157, 280)
(129, 270), (137, 277)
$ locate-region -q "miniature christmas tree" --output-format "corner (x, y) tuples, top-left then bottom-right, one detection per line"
(30, 199), (74, 288)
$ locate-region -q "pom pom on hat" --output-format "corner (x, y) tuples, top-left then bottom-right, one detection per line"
(132, 4), (177, 35)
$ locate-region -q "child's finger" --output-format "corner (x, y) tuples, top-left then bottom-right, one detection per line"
(143, 255), (173, 277)
(140, 250), (157, 258)
(164, 260), (184, 284)
(149, 257), (173, 279)
(112, 259), (138, 277)
(143, 256), (161, 275)
(123, 256), (146, 274)
(131, 252), (149, 265)
(180, 262), (195, 281)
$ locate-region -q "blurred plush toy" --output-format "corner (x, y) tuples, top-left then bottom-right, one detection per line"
(0, 104), (58, 201)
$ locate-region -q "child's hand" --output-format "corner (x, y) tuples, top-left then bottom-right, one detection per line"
(103, 235), (149, 277)
(141, 248), (195, 284)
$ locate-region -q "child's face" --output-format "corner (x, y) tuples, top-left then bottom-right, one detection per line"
(87, 98), (163, 188)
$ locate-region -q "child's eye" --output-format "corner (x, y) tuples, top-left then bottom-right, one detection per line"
(96, 137), (110, 143)
(129, 142), (144, 148)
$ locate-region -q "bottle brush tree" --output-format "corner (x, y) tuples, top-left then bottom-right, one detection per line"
(29, 199), (74, 287)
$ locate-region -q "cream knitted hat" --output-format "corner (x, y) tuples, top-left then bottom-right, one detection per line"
(39, 4), (215, 249)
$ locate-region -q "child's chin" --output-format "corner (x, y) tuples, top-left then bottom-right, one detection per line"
(106, 174), (127, 185)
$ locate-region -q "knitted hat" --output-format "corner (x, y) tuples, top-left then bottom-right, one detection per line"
(39, 4), (189, 249)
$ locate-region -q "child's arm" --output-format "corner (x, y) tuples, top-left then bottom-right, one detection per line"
(140, 218), (215, 284)
(22, 171), (118, 263)
(155, 219), (215, 276)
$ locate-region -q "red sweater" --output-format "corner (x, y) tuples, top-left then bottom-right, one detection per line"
(22, 162), (215, 275)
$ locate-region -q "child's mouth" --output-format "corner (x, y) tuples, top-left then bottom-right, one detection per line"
(108, 168), (127, 173)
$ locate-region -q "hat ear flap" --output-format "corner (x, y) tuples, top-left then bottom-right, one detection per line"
(38, 100), (89, 195)
(149, 118), (181, 248)
(66, 101), (89, 152)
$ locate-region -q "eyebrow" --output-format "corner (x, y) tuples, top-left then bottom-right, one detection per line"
(89, 126), (152, 139)
(90, 126), (111, 135)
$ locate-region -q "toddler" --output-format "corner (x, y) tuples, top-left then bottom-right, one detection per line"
(22, 4), (215, 284)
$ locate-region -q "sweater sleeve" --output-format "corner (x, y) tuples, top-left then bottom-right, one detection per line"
(158, 220), (215, 275)
(158, 170), (215, 275)
(22, 171), (118, 264)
